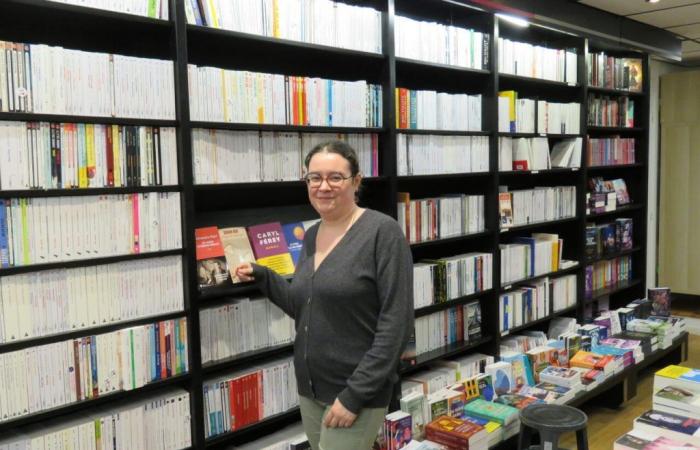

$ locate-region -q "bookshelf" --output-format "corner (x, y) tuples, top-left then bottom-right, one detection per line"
(0, 0), (657, 449)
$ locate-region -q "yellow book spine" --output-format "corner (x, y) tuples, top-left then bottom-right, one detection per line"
(272, 0), (280, 37)
(86, 124), (95, 184)
(207, 0), (219, 27)
(256, 254), (295, 277)
(297, 77), (304, 126)
(552, 241), (559, 272)
(395, 88), (400, 128)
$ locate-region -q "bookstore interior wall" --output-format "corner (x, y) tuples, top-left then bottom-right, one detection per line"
(0, 0), (660, 448)
(658, 70), (700, 296)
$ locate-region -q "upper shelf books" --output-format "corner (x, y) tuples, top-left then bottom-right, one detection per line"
(587, 53), (643, 92)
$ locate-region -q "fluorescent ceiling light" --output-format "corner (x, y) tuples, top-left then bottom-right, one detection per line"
(647, 0), (660, 3)
(496, 13), (529, 28)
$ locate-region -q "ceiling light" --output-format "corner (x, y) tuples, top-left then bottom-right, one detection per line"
(496, 13), (530, 27)
(646, 0), (660, 3)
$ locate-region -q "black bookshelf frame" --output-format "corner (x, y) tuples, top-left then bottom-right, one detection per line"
(0, 0), (655, 448)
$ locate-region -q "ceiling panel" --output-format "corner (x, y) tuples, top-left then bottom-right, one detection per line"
(682, 40), (700, 52)
(630, 4), (700, 28)
(579, 0), (700, 17)
(667, 22), (700, 38)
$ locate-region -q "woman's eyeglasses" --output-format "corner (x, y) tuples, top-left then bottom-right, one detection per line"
(303, 172), (353, 188)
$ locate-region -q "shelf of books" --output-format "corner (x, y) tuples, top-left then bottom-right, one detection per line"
(0, 0), (662, 449)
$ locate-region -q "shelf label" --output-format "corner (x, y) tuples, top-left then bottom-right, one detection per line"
(504, 284), (512, 290)
(532, 170), (539, 174)
(572, 168), (579, 171)
(540, 133), (546, 137)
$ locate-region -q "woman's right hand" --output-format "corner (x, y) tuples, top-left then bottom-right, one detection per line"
(234, 262), (255, 282)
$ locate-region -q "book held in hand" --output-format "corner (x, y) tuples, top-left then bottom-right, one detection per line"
(247, 222), (296, 276)
(219, 227), (255, 283)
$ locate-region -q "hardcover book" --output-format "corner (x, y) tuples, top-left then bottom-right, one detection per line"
(247, 222), (295, 276)
(463, 399), (519, 426)
(465, 301), (482, 342)
(425, 416), (488, 450)
(195, 226), (230, 289)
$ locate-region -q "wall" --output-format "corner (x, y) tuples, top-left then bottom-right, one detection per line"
(647, 59), (689, 289)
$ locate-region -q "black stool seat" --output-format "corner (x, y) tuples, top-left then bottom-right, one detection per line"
(520, 404), (588, 432)
(518, 404), (589, 450)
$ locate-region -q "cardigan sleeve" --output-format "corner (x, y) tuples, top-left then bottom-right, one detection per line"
(336, 219), (414, 413)
(251, 263), (296, 319)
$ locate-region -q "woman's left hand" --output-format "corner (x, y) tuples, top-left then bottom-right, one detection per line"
(323, 398), (357, 428)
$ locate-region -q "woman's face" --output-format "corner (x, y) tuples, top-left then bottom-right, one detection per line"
(306, 151), (359, 218)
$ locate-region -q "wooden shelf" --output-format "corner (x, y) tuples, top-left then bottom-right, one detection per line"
(190, 122), (384, 133)
(585, 246), (642, 264)
(0, 112), (177, 126)
(410, 230), (491, 249)
(204, 408), (301, 448)
(0, 249), (183, 276)
(400, 336), (493, 375)
(500, 305), (578, 336)
(414, 289), (493, 318)
(0, 311), (187, 354)
(499, 217), (578, 233)
(587, 204), (644, 218)
(0, 185), (181, 199)
(585, 278), (642, 302)
(587, 86), (646, 97)
(501, 265), (580, 292)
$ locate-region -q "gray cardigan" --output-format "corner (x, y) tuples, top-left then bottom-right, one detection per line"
(251, 209), (414, 414)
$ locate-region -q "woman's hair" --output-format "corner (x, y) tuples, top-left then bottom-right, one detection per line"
(304, 140), (360, 176)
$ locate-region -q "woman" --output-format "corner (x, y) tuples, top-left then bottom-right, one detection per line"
(235, 140), (413, 450)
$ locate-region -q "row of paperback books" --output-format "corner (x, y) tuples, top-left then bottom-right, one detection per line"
(0, 390), (191, 450)
(188, 65), (383, 127)
(186, 0), (382, 54)
(500, 233), (575, 284)
(587, 136), (636, 167)
(410, 302), (482, 357)
(0, 317), (188, 422)
(397, 134), (489, 176)
(0, 256), (183, 344)
(587, 94), (635, 128)
(395, 15), (488, 70)
(49, 0), (170, 19)
(412, 252), (493, 308)
(616, 365), (700, 448)
(498, 91), (581, 135)
(587, 53), (643, 92)
(499, 275), (577, 334)
(196, 220), (319, 289)
(192, 129), (378, 184)
(395, 89), (482, 132)
(0, 123), (179, 191)
(498, 38), (578, 84)
(0, 192), (182, 267)
(0, 41), (175, 118)
(498, 186), (576, 229)
(397, 193), (485, 244)
(199, 296), (295, 365)
(203, 357), (298, 438)
(498, 137), (583, 171)
(585, 255), (632, 297)
(585, 218), (634, 260)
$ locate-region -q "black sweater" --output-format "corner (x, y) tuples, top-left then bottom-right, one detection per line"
(251, 209), (414, 414)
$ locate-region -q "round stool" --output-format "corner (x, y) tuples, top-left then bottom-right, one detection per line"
(517, 404), (589, 450)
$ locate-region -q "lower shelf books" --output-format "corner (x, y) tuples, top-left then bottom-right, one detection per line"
(397, 134), (489, 176)
(203, 357), (298, 438)
(498, 186), (576, 229)
(200, 296), (295, 364)
(0, 317), (189, 423)
(412, 253), (492, 308)
(412, 302), (482, 356)
(585, 218), (633, 259)
(500, 233), (566, 284)
(585, 255), (632, 297)
(0, 390), (191, 450)
(397, 193), (485, 244)
(231, 422), (309, 450)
